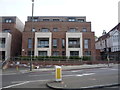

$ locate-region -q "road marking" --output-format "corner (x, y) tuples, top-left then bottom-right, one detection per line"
(3, 81), (30, 88)
(63, 73), (95, 77)
(3, 79), (49, 88)
(71, 70), (83, 72)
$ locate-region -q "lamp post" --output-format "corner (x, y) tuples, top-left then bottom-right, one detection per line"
(30, 0), (35, 71)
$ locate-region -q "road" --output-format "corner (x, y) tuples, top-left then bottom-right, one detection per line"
(1, 65), (119, 89)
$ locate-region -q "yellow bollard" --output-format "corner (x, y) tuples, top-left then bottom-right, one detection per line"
(55, 66), (62, 82)
(16, 66), (19, 71)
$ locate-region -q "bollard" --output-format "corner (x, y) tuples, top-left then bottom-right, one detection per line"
(55, 66), (62, 82)
(16, 66), (19, 71)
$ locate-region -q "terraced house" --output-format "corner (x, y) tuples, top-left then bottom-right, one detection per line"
(0, 16), (24, 60)
(22, 16), (96, 59)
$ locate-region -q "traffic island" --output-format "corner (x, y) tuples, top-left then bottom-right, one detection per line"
(46, 81), (119, 90)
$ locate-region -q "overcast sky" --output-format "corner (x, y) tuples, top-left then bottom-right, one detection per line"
(0, 0), (119, 37)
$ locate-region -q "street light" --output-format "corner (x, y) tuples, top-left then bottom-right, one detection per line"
(30, 0), (35, 71)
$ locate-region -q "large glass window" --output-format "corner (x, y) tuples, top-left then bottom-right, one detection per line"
(68, 18), (76, 22)
(38, 51), (47, 56)
(53, 19), (60, 21)
(68, 28), (76, 32)
(84, 51), (91, 56)
(70, 51), (79, 56)
(41, 28), (49, 32)
(62, 39), (65, 48)
(0, 38), (5, 48)
(53, 39), (57, 48)
(5, 19), (12, 23)
(43, 19), (49, 21)
(3, 29), (11, 33)
(84, 39), (89, 49)
(53, 51), (59, 56)
(68, 38), (80, 48)
(82, 28), (87, 32)
(28, 38), (32, 48)
(37, 39), (49, 48)
(53, 28), (59, 32)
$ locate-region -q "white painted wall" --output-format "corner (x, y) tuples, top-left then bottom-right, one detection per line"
(95, 29), (120, 52)
(34, 32), (52, 56)
(0, 33), (12, 59)
(66, 32), (83, 57)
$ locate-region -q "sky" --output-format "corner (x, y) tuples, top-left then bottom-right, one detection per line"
(0, 0), (119, 37)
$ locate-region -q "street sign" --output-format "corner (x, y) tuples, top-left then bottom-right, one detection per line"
(55, 66), (62, 82)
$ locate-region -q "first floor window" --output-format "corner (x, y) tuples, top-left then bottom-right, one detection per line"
(28, 38), (32, 48)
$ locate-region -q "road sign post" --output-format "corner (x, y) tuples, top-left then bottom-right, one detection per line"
(55, 66), (62, 82)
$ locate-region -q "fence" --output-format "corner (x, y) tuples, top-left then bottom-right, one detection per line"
(8, 55), (120, 67)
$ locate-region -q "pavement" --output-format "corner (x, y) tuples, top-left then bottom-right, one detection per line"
(2, 64), (113, 74)
(1, 64), (120, 89)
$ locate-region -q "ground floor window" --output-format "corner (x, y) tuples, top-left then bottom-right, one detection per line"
(53, 51), (59, 56)
(84, 51), (91, 56)
(27, 51), (34, 56)
(0, 51), (5, 60)
(38, 51), (47, 56)
(70, 51), (79, 56)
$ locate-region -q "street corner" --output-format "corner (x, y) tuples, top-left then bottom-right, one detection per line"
(46, 80), (68, 90)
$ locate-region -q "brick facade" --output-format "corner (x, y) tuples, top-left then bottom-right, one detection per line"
(22, 16), (96, 59)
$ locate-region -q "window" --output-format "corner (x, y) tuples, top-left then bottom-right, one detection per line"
(82, 28), (87, 32)
(33, 17), (38, 22)
(62, 39), (65, 48)
(32, 28), (36, 32)
(53, 19), (60, 21)
(38, 51), (47, 56)
(68, 18), (76, 22)
(68, 38), (80, 48)
(68, 28), (76, 32)
(70, 51), (79, 56)
(53, 28), (58, 32)
(62, 51), (65, 56)
(43, 19), (49, 21)
(53, 51), (59, 56)
(3, 29), (11, 33)
(37, 40), (49, 48)
(0, 38), (5, 48)
(77, 19), (84, 22)
(27, 51), (34, 56)
(28, 38), (32, 48)
(41, 28), (49, 32)
(84, 39), (89, 49)
(5, 19), (12, 23)
(53, 39), (57, 48)
(84, 51), (91, 56)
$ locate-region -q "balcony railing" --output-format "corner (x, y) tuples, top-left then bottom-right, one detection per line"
(68, 44), (80, 48)
(37, 44), (49, 48)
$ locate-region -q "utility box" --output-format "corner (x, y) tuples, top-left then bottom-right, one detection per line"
(55, 66), (62, 82)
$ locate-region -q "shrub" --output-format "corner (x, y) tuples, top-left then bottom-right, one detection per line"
(82, 56), (91, 61)
(69, 56), (81, 59)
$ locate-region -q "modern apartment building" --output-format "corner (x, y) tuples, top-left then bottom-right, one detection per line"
(0, 16), (24, 60)
(95, 23), (120, 60)
(22, 16), (96, 59)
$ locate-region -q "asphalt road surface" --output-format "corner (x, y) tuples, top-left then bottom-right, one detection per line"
(1, 65), (119, 90)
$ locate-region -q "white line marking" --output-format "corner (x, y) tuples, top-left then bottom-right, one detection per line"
(71, 70), (83, 72)
(63, 73), (95, 77)
(3, 79), (49, 88)
(3, 81), (30, 88)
